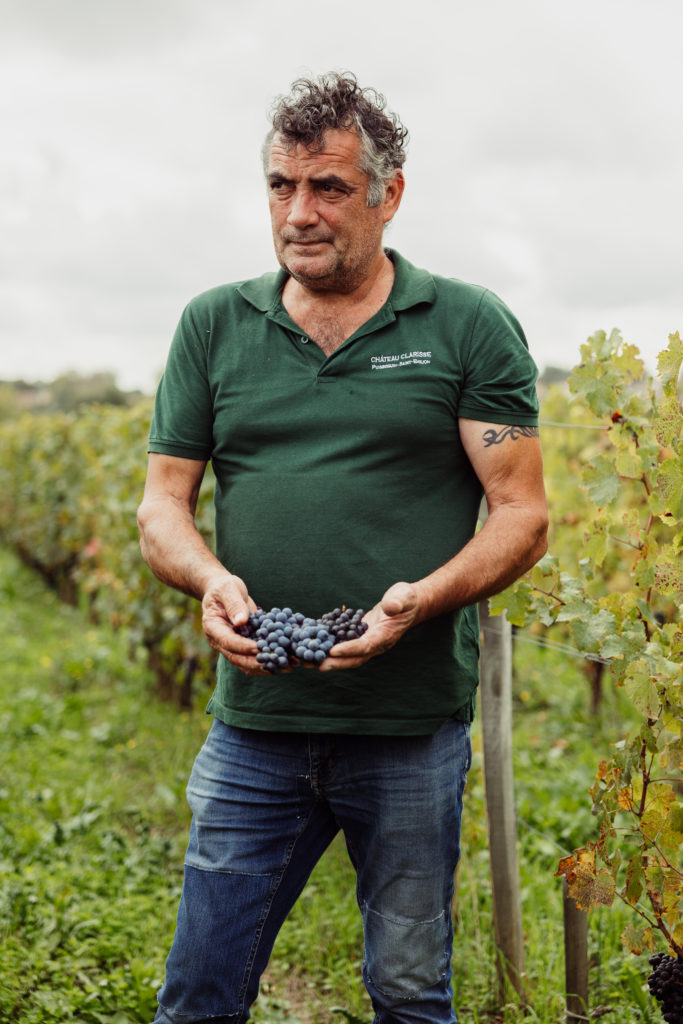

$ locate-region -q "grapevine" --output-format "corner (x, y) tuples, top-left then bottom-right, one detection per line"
(491, 331), (683, 988)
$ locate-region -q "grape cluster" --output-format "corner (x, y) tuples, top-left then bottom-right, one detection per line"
(648, 953), (683, 1023)
(235, 605), (368, 674)
(319, 606), (368, 643)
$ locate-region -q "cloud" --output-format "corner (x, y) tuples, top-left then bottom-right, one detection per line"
(2, 0), (198, 57)
(1, 0), (681, 389)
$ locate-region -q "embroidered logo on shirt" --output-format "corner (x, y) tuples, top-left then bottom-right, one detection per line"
(371, 351), (432, 370)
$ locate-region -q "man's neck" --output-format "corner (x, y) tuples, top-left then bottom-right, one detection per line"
(281, 252), (395, 356)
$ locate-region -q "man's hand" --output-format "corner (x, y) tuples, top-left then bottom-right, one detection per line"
(319, 581), (420, 671)
(201, 573), (269, 676)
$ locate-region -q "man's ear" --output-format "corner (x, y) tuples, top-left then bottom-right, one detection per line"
(382, 170), (405, 225)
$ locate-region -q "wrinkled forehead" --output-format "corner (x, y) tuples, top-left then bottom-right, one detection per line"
(266, 128), (365, 175)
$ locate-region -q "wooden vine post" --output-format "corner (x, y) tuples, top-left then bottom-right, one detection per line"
(562, 877), (589, 1021)
(478, 598), (526, 1003)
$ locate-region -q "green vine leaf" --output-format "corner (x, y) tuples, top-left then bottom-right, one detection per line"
(615, 449), (642, 480)
(633, 555), (657, 592)
(583, 455), (620, 507)
(570, 609), (617, 654)
(529, 554), (560, 592)
(657, 332), (683, 391)
(583, 522), (609, 567)
(488, 580), (532, 626)
(555, 574), (595, 622)
(600, 626), (645, 664)
(668, 804), (683, 835)
(623, 663), (661, 718)
(624, 855), (644, 905)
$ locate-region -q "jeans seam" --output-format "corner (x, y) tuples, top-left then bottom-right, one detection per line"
(183, 862), (274, 878)
(363, 903), (446, 927)
(157, 1002), (245, 1021)
(238, 800), (320, 1013)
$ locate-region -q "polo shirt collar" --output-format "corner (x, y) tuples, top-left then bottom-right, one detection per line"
(237, 248), (437, 313)
(387, 249), (437, 310)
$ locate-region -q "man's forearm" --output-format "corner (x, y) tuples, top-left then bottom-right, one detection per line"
(319, 501), (548, 673)
(413, 503), (548, 623)
(137, 497), (227, 600)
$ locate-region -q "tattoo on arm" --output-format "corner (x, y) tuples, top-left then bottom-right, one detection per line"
(482, 425), (540, 447)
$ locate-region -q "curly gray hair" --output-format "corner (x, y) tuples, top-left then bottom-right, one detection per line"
(262, 72), (408, 207)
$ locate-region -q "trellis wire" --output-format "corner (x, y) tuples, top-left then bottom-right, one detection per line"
(539, 419), (610, 430)
(483, 617), (611, 666)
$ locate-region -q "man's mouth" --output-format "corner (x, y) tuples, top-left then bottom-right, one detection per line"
(284, 237), (331, 246)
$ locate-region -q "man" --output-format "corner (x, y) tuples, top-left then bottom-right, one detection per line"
(138, 72), (548, 1024)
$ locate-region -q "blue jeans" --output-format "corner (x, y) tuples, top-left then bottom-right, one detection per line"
(153, 718), (471, 1024)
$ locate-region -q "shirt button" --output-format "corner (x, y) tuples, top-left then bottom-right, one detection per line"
(300, 335), (309, 344)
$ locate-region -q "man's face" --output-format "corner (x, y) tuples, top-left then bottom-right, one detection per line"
(266, 129), (402, 294)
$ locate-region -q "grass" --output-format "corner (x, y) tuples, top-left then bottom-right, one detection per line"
(0, 548), (662, 1023)
(0, 548), (209, 1023)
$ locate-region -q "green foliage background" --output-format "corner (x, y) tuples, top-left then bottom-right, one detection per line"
(0, 547), (661, 1023)
(492, 331), (682, 958)
(0, 401), (217, 706)
(0, 330), (680, 1020)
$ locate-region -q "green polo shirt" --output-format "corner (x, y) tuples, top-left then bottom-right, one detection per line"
(148, 249), (538, 734)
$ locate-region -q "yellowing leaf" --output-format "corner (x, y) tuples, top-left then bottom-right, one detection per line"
(669, 804), (683, 834)
(530, 559), (560, 592)
(641, 786), (676, 842)
(653, 396), (683, 448)
(657, 332), (683, 392)
(624, 661), (662, 719)
(657, 736), (683, 772)
(615, 342), (646, 382)
(645, 857), (665, 891)
(621, 923), (642, 955)
(653, 459), (683, 521)
(621, 921), (654, 955)
(557, 847), (616, 911)
(654, 559), (683, 602)
(572, 865), (616, 911)
(616, 449), (643, 479)
(618, 787), (633, 811)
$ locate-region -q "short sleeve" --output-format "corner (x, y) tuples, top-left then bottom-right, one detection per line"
(148, 302), (214, 459)
(457, 290), (539, 426)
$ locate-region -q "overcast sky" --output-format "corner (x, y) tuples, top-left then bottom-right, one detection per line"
(2, 0), (681, 393)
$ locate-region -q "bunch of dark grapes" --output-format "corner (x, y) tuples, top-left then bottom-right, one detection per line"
(319, 606), (368, 643)
(235, 605), (368, 674)
(648, 953), (683, 1023)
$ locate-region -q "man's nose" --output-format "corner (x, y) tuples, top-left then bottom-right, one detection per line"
(286, 189), (319, 228)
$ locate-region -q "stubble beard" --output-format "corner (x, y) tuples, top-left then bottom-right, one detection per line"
(275, 234), (382, 295)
